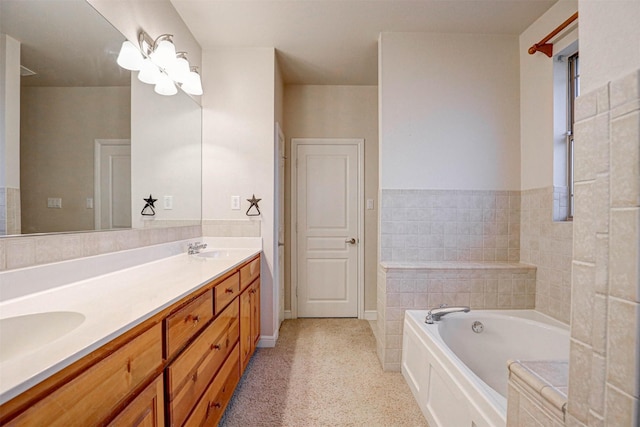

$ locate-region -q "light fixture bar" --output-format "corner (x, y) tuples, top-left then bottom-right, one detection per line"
(115, 29), (202, 97)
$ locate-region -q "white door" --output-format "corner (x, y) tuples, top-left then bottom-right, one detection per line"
(95, 139), (131, 229)
(294, 139), (361, 318)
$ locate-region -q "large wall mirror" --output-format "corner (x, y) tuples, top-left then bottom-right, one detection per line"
(0, 0), (202, 236)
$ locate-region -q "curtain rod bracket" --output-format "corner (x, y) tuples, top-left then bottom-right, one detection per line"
(528, 12), (578, 58)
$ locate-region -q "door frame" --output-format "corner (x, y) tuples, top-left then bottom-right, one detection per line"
(94, 139), (130, 229)
(290, 138), (365, 319)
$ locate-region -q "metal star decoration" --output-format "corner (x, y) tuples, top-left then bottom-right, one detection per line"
(141, 194), (157, 216)
(246, 194), (261, 216)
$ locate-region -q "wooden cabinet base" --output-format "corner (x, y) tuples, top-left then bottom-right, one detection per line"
(108, 375), (165, 427)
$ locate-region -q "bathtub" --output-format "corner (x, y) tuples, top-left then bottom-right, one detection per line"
(402, 309), (569, 427)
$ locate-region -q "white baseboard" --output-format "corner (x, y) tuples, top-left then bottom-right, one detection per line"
(257, 331), (278, 348)
(283, 309), (374, 320)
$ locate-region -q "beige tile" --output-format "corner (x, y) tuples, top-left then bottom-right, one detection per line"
(594, 174), (610, 234)
(575, 90), (598, 123)
(61, 235), (84, 261)
(588, 353), (607, 416)
(596, 83), (610, 115)
(573, 181), (596, 263)
(610, 69), (640, 110)
(587, 411), (605, 427)
(506, 383), (521, 427)
(565, 413), (587, 427)
(5, 238), (36, 269)
(0, 239), (5, 270)
(605, 385), (640, 427)
(570, 261), (595, 345)
(611, 111), (640, 208)
(606, 298), (640, 397)
(35, 236), (64, 265)
(567, 339), (593, 423)
(591, 294), (608, 355)
(595, 234), (609, 294)
(574, 114), (609, 182)
(609, 209), (640, 302)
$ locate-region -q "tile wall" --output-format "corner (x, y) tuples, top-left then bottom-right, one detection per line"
(376, 263), (536, 371)
(566, 69), (640, 427)
(380, 190), (521, 263)
(520, 187), (573, 324)
(0, 188), (21, 236)
(0, 225), (201, 271)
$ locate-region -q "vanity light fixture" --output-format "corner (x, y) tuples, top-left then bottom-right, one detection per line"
(116, 31), (203, 96)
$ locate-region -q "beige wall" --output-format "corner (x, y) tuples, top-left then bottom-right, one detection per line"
(20, 86), (130, 234)
(379, 32), (520, 190)
(283, 85), (379, 313)
(201, 47), (278, 341)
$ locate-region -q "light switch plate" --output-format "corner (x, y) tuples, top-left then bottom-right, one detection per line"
(366, 199), (374, 210)
(86, 197), (94, 209)
(231, 195), (241, 210)
(163, 196), (173, 210)
(47, 197), (62, 209)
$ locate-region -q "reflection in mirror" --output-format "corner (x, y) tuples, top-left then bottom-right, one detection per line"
(0, 0), (202, 236)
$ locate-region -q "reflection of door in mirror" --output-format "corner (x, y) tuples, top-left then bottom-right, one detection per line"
(95, 140), (131, 230)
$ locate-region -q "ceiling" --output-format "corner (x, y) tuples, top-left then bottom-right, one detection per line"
(0, 0), (129, 87)
(171, 0), (558, 85)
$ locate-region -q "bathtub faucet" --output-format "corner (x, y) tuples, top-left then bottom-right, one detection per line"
(425, 305), (470, 324)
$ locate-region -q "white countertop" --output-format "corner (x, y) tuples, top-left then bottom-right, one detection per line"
(0, 241), (260, 405)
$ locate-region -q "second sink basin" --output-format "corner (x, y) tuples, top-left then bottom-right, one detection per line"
(0, 311), (86, 362)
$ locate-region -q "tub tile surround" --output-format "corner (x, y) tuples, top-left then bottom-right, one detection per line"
(0, 225), (201, 272)
(377, 262), (536, 371)
(380, 189), (522, 263)
(520, 187), (573, 324)
(507, 360), (568, 426)
(566, 69), (640, 427)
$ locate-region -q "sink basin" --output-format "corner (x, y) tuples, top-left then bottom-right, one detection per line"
(0, 311), (85, 362)
(196, 250), (235, 259)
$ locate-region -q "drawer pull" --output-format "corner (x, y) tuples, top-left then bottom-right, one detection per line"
(212, 343), (221, 350)
(185, 314), (200, 326)
(192, 372), (198, 382)
(225, 288), (234, 294)
(210, 402), (221, 409)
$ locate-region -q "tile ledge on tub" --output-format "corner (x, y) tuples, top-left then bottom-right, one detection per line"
(380, 261), (536, 271)
(508, 359), (568, 413)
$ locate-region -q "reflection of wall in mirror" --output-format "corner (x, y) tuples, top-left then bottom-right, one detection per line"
(20, 87), (130, 234)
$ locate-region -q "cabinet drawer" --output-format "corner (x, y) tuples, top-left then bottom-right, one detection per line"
(166, 299), (239, 427)
(7, 324), (162, 427)
(183, 344), (240, 427)
(165, 290), (213, 359)
(108, 375), (164, 427)
(240, 256), (260, 291)
(214, 273), (239, 314)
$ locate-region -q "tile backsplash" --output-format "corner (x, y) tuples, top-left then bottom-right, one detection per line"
(380, 189), (521, 262)
(0, 225), (201, 271)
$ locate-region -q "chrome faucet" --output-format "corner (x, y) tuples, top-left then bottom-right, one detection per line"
(425, 305), (470, 324)
(187, 242), (207, 255)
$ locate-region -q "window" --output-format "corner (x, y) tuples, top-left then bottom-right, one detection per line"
(553, 44), (578, 222)
(567, 53), (579, 219)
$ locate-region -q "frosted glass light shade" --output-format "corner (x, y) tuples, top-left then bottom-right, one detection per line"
(181, 69), (203, 96)
(154, 72), (178, 96)
(116, 41), (143, 71)
(150, 36), (176, 70)
(167, 55), (190, 83)
(138, 58), (161, 84)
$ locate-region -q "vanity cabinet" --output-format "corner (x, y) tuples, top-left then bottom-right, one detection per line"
(240, 277), (260, 370)
(0, 254), (260, 427)
(2, 322), (163, 427)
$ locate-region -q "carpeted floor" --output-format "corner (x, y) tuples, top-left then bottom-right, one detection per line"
(219, 318), (429, 427)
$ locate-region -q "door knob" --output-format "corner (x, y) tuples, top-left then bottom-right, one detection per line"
(345, 238), (356, 244)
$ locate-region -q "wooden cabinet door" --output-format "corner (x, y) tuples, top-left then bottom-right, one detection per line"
(108, 375), (164, 427)
(5, 324), (162, 427)
(251, 279), (261, 347)
(240, 286), (252, 371)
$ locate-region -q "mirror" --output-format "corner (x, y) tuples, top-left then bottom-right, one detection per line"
(0, 0), (202, 236)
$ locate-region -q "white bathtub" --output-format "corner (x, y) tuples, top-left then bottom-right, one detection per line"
(402, 309), (569, 427)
